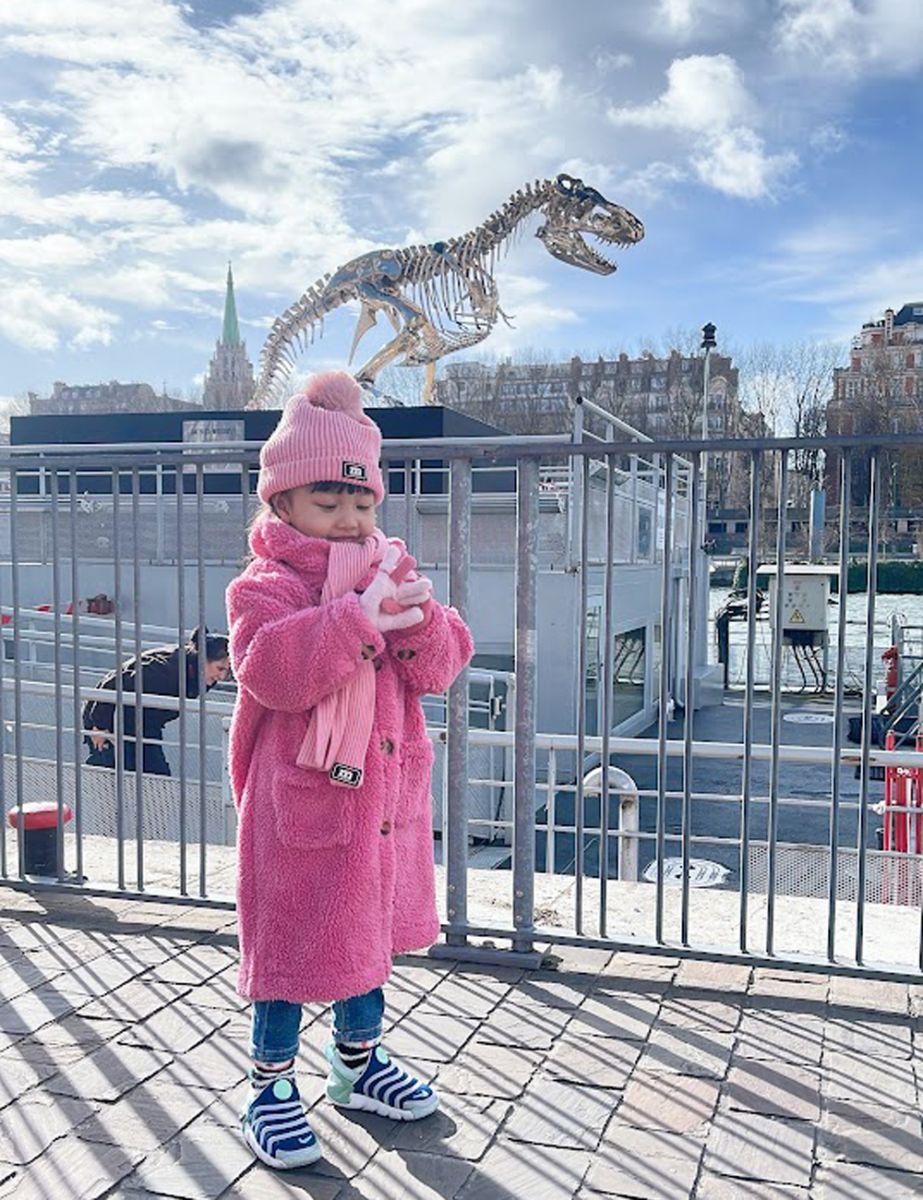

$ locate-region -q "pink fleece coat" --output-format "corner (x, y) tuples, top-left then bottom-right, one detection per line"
(227, 515), (474, 1004)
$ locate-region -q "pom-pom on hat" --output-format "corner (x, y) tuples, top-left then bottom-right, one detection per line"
(257, 370), (384, 505)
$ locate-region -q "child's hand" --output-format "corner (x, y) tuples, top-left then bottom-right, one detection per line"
(394, 576), (433, 610)
(359, 544), (424, 632)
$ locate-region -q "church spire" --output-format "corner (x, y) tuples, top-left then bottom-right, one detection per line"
(222, 261), (241, 346)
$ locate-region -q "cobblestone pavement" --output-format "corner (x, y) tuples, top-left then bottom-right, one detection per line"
(0, 889), (921, 1199)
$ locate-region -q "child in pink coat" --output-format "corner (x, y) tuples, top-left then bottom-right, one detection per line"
(226, 370), (473, 1169)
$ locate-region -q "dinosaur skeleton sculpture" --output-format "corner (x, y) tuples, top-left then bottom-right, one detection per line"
(254, 173), (644, 407)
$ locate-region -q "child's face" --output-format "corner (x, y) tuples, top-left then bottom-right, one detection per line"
(274, 486), (377, 542)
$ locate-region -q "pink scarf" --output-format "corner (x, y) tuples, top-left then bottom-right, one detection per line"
(296, 529), (389, 787)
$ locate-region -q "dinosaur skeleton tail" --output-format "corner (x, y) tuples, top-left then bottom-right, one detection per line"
(253, 271), (344, 407)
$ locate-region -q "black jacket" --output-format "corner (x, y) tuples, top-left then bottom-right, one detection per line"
(82, 645), (204, 743)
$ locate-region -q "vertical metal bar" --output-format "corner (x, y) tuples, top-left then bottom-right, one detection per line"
(766, 450), (790, 956)
(574, 447), (590, 934)
(131, 469), (145, 890)
(240, 460), (250, 562)
(445, 458), (471, 946)
(856, 450), (880, 964)
(403, 458), (412, 551)
(655, 453), (674, 943)
(112, 467), (126, 891)
(547, 746), (557, 876)
(196, 464), (208, 896)
(739, 450), (762, 952)
(599, 452), (616, 936)
(512, 456), (538, 953)
(69, 474), (84, 883)
(828, 451), (851, 962)
(9, 469), (24, 876)
(0, 471), (5, 877)
(176, 461), (188, 894)
(49, 470), (66, 879)
(680, 453), (702, 945)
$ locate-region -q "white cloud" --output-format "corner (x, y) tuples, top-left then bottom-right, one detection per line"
(0, 281), (119, 352)
(776, 0), (923, 76)
(610, 56), (795, 200)
(0, 233), (99, 270)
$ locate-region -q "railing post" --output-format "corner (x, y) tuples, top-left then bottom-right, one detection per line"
(513, 457), (539, 954)
(445, 458), (471, 947)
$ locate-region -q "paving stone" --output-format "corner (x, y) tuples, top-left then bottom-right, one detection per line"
(46, 1042), (173, 1102)
(544, 944), (615, 975)
(735, 1011), (824, 1065)
(17, 1014), (130, 1066)
(515, 974), (593, 1009)
(823, 1048), (919, 1107)
(704, 1111), (815, 1186)
(722, 1060), (821, 1119)
(474, 1002), (571, 1051)
(116, 1000), (228, 1054)
(124, 1114), (252, 1199)
(454, 1137), (589, 1199)
(818, 1099), (923, 1171)
(749, 971), (829, 1001)
(0, 1050), (59, 1109)
(74, 1081), (216, 1152)
(437, 1042), (542, 1098)
(505, 1076), (617, 1149)
(827, 977), (909, 1015)
(824, 1014), (912, 1059)
(587, 1125), (702, 1198)
(673, 960), (751, 992)
(142, 947), (232, 987)
(308, 1104), (399, 1181)
(416, 974), (511, 1019)
(387, 1093), (501, 1159)
(0, 987), (78, 1035)
(0, 1136), (141, 1200)
(618, 1074), (719, 1133)
(77, 978), (191, 1022)
(568, 990), (661, 1041)
(813, 1161), (923, 1198)
(157, 1030), (251, 1091)
(636, 1028), (735, 1078)
(347, 1149), (473, 1200)
(0, 960), (61, 1003)
(52, 954), (143, 999)
(182, 971), (249, 1013)
(656, 994), (741, 1032)
(386, 1012), (479, 1062)
(0, 1090), (98, 1164)
(695, 1173), (808, 1199)
(542, 1033), (641, 1089)
(223, 1164), (343, 1199)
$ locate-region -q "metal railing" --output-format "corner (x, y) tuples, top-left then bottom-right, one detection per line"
(2, 427), (923, 980)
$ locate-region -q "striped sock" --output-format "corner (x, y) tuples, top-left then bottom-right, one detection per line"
(335, 1041), (376, 1070)
(250, 1058), (295, 1095)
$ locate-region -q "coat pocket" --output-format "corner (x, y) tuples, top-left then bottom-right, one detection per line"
(270, 763), (356, 850)
(395, 738), (436, 828)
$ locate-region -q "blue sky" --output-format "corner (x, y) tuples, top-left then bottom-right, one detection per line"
(0, 0), (921, 412)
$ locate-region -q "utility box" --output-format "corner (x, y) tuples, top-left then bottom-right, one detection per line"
(762, 565), (836, 647)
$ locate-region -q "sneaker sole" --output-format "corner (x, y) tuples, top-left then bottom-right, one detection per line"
(243, 1121), (323, 1169)
(332, 1091), (440, 1121)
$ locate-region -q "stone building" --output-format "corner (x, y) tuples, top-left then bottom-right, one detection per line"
(826, 301), (923, 507)
(201, 263), (255, 409)
(436, 350), (762, 508)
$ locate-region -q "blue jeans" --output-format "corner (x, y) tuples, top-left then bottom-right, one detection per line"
(250, 987), (385, 1064)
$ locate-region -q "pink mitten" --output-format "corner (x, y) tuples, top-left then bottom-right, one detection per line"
(381, 546), (418, 614)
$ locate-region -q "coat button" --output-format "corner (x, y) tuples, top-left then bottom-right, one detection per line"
(396, 648), (416, 662)
(373, 657), (383, 671)
(380, 819), (392, 835)
(380, 738), (394, 755)
(361, 644), (377, 660)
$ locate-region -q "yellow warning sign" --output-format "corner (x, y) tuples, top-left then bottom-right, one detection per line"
(789, 609), (805, 624)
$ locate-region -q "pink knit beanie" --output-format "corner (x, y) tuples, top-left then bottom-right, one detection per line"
(257, 371), (384, 505)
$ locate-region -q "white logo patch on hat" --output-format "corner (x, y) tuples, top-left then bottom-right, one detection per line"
(342, 461), (368, 482)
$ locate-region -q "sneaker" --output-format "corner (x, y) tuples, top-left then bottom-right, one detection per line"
(242, 1074), (322, 1169)
(324, 1042), (439, 1121)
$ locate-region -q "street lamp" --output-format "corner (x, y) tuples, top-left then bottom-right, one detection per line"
(695, 322), (717, 679)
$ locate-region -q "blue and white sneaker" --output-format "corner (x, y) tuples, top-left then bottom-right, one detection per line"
(324, 1042), (439, 1121)
(242, 1073), (322, 1169)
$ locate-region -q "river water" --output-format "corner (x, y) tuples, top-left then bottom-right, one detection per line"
(710, 588), (923, 693)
